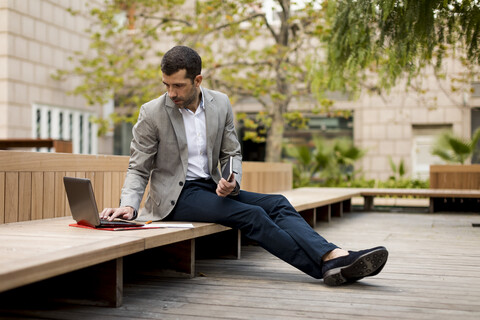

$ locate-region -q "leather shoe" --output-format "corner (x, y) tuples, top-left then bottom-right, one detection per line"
(322, 246), (388, 286)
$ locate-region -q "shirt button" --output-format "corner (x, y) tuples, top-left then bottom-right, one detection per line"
(179, 181), (184, 186)
(171, 200), (176, 206)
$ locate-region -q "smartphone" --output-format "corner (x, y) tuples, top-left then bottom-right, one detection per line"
(222, 156), (236, 181)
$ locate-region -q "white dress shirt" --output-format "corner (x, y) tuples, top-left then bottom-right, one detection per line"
(179, 87), (210, 180)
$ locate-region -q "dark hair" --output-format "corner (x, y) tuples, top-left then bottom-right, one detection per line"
(161, 46), (202, 83)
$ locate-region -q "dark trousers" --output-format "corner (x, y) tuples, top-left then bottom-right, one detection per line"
(166, 179), (338, 279)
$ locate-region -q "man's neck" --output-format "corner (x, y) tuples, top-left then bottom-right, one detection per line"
(185, 91), (202, 113)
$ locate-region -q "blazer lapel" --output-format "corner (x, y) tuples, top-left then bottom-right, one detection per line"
(165, 97), (189, 173)
(203, 89), (218, 170)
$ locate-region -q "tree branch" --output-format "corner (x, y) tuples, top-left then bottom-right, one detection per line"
(138, 13), (192, 26)
(208, 12), (280, 43)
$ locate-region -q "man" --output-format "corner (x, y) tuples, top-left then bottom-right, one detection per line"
(101, 45), (388, 286)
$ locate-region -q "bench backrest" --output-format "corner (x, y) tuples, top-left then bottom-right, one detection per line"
(0, 151), (292, 224)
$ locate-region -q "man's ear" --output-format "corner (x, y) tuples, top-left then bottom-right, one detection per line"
(194, 75), (203, 87)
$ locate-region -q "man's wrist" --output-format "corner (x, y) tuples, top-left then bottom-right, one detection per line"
(126, 206), (137, 220)
(231, 182), (240, 195)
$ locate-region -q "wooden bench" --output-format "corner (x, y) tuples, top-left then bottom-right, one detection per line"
(0, 151), (300, 307)
(314, 187), (480, 213)
(278, 187), (356, 228)
(0, 151), (362, 307)
(239, 164), (357, 228)
(352, 165), (480, 212)
(358, 188), (480, 213)
(0, 151), (243, 307)
(4, 150), (478, 308)
(0, 217), (237, 307)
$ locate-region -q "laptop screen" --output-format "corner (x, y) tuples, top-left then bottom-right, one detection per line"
(63, 177), (101, 227)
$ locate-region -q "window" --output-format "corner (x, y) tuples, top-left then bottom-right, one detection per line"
(32, 104), (98, 154)
(472, 82), (480, 98)
(411, 125), (451, 179)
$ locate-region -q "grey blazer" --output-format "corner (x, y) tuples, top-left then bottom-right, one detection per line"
(120, 87), (243, 221)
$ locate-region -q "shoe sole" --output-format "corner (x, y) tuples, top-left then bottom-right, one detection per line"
(323, 248), (389, 286)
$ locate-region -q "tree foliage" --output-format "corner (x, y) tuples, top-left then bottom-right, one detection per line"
(55, 0), (334, 162)
(324, 0), (480, 93)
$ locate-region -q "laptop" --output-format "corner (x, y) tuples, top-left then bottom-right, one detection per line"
(63, 176), (143, 228)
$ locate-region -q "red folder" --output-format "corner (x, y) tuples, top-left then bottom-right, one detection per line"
(69, 223), (163, 231)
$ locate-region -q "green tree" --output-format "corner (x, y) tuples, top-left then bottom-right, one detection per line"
(432, 128), (480, 164)
(55, 0), (333, 162)
(323, 0), (480, 94)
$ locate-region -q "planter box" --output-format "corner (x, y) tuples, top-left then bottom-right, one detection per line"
(430, 164), (480, 189)
(429, 164), (480, 212)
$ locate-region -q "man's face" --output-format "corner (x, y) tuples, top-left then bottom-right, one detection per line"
(162, 69), (202, 110)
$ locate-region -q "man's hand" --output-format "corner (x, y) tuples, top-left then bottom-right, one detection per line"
(216, 174), (236, 197)
(100, 206), (135, 221)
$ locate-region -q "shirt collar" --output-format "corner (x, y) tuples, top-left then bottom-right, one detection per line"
(198, 86), (205, 110)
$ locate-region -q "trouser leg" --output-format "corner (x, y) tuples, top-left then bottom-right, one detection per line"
(166, 180), (337, 279)
(235, 190), (338, 266)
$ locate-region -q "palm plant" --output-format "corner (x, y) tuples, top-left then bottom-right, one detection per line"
(388, 157), (406, 181)
(432, 128), (480, 164)
(284, 137), (366, 187)
(284, 144), (317, 188)
(323, 137), (367, 185)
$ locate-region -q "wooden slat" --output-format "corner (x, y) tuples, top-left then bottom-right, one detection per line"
(430, 164), (480, 173)
(42, 172), (55, 219)
(85, 172), (95, 184)
(111, 172), (121, 208)
(280, 188), (358, 212)
(0, 172), (4, 224)
(103, 172), (112, 208)
(0, 151), (129, 172)
(242, 162), (292, 193)
(430, 164), (480, 189)
(94, 172), (104, 212)
(0, 218), (233, 293)
(75, 171), (86, 179)
(18, 172), (32, 221)
(31, 172), (43, 221)
(0, 230), (144, 293)
(54, 172), (66, 218)
(85, 171), (97, 211)
(64, 171), (75, 216)
(358, 187), (480, 198)
(5, 172), (19, 223)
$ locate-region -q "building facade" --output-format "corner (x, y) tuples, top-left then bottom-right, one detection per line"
(340, 62), (477, 181)
(1, 0), (478, 181)
(0, 0), (112, 154)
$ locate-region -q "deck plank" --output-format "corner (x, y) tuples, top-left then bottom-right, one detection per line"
(1, 211), (479, 319)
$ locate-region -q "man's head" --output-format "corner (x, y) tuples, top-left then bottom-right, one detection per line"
(161, 46), (202, 83)
(161, 46), (203, 111)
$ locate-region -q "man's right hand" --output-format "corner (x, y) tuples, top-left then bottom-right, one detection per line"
(100, 206), (135, 221)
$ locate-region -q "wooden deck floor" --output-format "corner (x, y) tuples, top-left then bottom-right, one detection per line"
(1, 210), (480, 319)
